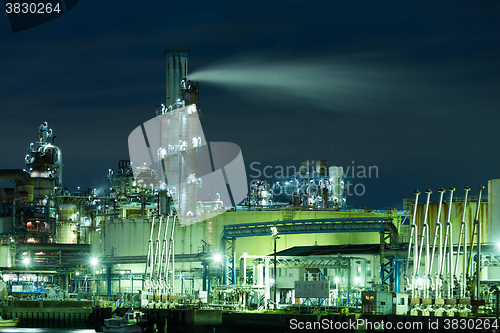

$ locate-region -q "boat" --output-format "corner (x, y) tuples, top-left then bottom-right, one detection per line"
(103, 309), (147, 333)
(0, 316), (19, 327)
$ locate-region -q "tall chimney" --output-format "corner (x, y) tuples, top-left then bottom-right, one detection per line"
(164, 48), (190, 107)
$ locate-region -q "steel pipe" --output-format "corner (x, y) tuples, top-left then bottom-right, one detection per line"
(157, 216), (167, 293)
(440, 186), (455, 298)
(454, 186), (470, 298)
(152, 216), (163, 292)
(430, 188), (445, 297)
(161, 215), (170, 293)
(42, 143), (63, 187)
(145, 216), (156, 291)
(475, 185), (484, 300)
(166, 215), (176, 294)
(406, 190), (420, 296)
(416, 189), (432, 297)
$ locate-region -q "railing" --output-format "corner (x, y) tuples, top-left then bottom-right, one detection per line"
(222, 217), (397, 240)
(482, 255), (500, 267)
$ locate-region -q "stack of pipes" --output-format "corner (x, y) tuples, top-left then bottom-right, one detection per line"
(144, 215), (176, 295)
(407, 185), (484, 301)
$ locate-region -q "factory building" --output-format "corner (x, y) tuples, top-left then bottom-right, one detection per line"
(0, 49), (499, 319)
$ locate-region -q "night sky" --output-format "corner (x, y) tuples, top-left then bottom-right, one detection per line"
(1, 1), (499, 209)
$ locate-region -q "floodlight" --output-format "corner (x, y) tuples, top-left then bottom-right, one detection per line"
(213, 253), (222, 263)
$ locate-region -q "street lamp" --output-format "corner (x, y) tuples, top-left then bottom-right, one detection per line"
(334, 277), (340, 306)
(23, 257), (30, 267)
(211, 252), (224, 289)
(213, 253), (222, 264)
(90, 257), (99, 303)
(271, 226), (279, 310)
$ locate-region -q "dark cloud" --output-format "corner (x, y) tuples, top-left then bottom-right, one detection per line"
(0, 0), (498, 209)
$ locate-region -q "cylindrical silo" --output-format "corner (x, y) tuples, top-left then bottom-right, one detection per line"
(56, 203), (77, 243)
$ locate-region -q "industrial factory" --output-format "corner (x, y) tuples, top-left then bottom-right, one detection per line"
(0, 49), (499, 332)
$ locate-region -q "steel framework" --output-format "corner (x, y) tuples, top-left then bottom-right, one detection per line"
(220, 217), (401, 291)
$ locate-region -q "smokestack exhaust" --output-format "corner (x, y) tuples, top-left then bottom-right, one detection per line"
(164, 48), (190, 107)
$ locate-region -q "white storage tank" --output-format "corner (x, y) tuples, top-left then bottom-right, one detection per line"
(56, 203), (77, 243)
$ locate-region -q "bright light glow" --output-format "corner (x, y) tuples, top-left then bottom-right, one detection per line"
(243, 252), (248, 257)
(270, 278), (275, 284)
(417, 277), (423, 286)
(23, 257), (30, 266)
(75, 271), (80, 276)
(90, 257), (98, 266)
(213, 253), (222, 263)
(271, 226), (278, 236)
(334, 277), (340, 284)
(354, 277), (360, 285)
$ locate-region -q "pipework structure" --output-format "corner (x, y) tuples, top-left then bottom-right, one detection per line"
(132, 47), (204, 299)
(405, 185), (494, 317)
(25, 122), (63, 192)
(0, 122), (64, 245)
(261, 162), (346, 209)
(144, 215), (176, 295)
(0, 122), (102, 298)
